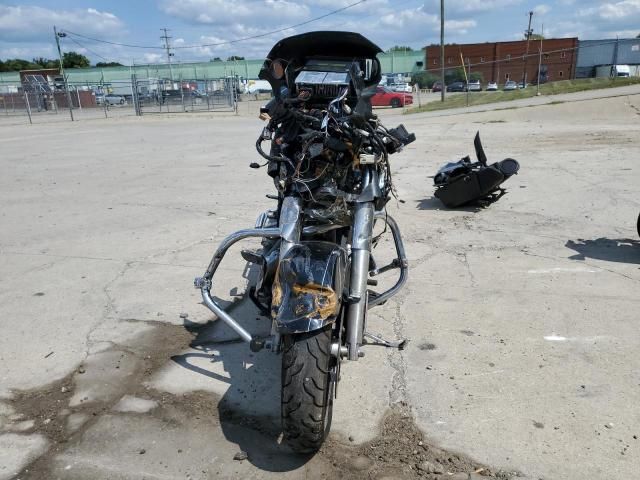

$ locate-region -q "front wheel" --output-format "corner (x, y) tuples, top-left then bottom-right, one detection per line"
(281, 326), (333, 453)
(390, 97), (401, 108)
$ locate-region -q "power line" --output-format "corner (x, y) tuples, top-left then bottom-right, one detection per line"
(66, 35), (113, 63)
(61, 0), (368, 51)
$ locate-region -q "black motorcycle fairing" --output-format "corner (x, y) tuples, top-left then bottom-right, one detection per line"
(259, 31), (383, 101)
(271, 241), (347, 334)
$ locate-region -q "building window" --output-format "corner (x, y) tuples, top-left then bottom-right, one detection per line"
(465, 57), (470, 64)
(506, 54), (511, 62)
(505, 73), (510, 80)
(447, 57), (452, 64)
(480, 57), (485, 63)
(433, 59), (438, 65)
(544, 54), (550, 59)
(560, 52), (567, 59)
(559, 70), (564, 78)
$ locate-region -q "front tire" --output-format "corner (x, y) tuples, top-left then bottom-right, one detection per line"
(281, 326), (333, 453)
(390, 97), (401, 108)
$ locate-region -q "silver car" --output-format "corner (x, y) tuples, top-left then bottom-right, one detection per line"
(503, 81), (518, 91)
(104, 94), (126, 105)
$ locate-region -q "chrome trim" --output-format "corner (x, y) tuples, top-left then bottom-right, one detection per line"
(367, 213), (408, 308)
(196, 227), (280, 344)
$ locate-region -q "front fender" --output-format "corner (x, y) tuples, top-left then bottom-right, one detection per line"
(271, 241), (347, 334)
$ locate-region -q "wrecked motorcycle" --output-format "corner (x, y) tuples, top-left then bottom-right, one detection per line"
(195, 31), (414, 452)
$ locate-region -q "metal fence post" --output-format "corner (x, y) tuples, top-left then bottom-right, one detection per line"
(23, 88), (33, 124)
(180, 73), (186, 112)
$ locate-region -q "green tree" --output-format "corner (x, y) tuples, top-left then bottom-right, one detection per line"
(95, 62), (123, 67)
(0, 58), (39, 71)
(529, 34), (545, 40)
(636, 33), (640, 38)
(62, 51), (90, 69)
(412, 71), (439, 88)
(210, 57), (222, 62)
(226, 55), (245, 61)
(388, 45), (413, 52)
(32, 57), (58, 68)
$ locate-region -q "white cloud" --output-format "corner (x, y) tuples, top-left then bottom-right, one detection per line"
(0, 5), (125, 43)
(143, 53), (165, 63)
(445, 19), (478, 35)
(580, 0), (640, 20)
(432, 0), (523, 14)
(533, 4), (551, 15)
(159, 0), (310, 26)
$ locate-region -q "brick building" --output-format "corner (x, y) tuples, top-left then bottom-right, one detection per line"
(425, 38), (579, 84)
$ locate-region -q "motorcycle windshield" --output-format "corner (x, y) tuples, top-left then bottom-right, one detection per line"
(263, 31), (382, 64)
(271, 241), (346, 325)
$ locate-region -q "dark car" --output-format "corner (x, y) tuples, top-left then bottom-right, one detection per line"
(371, 86), (413, 108)
(447, 81), (466, 92)
(431, 81), (443, 92)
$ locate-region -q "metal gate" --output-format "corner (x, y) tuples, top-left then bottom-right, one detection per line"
(132, 75), (238, 115)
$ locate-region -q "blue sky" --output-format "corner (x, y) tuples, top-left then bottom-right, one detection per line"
(1, 0), (639, 64)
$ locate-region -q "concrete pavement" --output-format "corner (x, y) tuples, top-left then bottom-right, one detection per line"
(0, 87), (639, 479)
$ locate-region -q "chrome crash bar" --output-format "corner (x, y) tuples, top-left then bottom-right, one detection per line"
(194, 227), (280, 345)
(194, 213), (407, 345)
(368, 212), (409, 308)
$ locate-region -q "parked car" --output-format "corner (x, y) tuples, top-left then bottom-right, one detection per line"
(447, 81), (466, 92)
(467, 80), (482, 92)
(371, 86), (413, 108)
(431, 81), (443, 92)
(503, 81), (518, 91)
(518, 81), (528, 89)
(390, 83), (412, 93)
(486, 82), (498, 91)
(104, 94), (126, 105)
(95, 93), (105, 105)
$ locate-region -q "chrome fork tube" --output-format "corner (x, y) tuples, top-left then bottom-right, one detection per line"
(279, 196), (303, 257)
(346, 201), (375, 360)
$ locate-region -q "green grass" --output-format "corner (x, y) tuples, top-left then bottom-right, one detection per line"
(407, 77), (640, 114)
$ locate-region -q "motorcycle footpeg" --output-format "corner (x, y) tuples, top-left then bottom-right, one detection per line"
(240, 249), (264, 265)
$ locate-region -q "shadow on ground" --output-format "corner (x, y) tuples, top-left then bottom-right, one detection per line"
(416, 197), (483, 212)
(565, 237), (640, 265)
(171, 293), (313, 472)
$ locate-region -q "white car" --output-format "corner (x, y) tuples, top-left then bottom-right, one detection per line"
(104, 94), (126, 105)
(390, 83), (412, 93)
(503, 81), (518, 91)
(466, 80), (481, 92)
(486, 82), (498, 91)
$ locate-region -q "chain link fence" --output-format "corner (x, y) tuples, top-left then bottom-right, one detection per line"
(0, 74), (239, 125)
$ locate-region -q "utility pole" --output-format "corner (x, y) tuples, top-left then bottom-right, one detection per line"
(522, 11), (534, 86)
(53, 25), (74, 121)
(160, 28), (174, 81)
(440, 0), (445, 102)
(536, 24), (544, 96)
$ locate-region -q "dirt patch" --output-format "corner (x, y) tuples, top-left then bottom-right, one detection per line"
(320, 405), (517, 479)
(9, 320), (195, 479)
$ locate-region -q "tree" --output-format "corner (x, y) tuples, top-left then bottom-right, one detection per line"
(636, 33), (640, 38)
(226, 55), (245, 61)
(95, 62), (123, 67)
(529, 34), (545, 40)
(388, 45), (413, 52)
(62, 51), (90, 69)
(412, 71), (439, 88)
(210, 57), (222, 62)
(0, 58), (40, 72)
(32, 57), (58, 68)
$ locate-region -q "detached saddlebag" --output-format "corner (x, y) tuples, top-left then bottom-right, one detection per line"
(433, 133), (520, 208)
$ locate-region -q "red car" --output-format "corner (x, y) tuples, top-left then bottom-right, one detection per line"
(371, 86), (413, 108)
